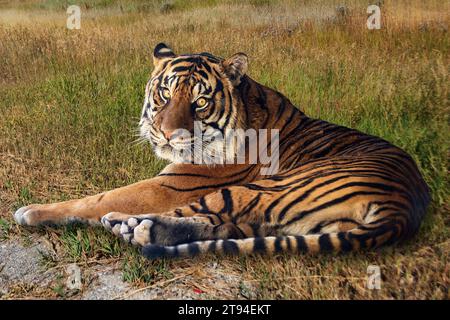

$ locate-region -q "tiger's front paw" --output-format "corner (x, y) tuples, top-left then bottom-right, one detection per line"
(14, 203), (92, 226)
(14, 205), (44, 226)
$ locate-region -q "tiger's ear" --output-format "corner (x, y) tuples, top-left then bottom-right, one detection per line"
(153, 43), (176, 67)
(222, 53), (248, 85)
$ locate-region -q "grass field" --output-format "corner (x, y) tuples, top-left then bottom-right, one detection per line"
(0, 0), (449, 299)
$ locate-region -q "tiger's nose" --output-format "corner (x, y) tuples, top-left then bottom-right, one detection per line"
(161, 129), (174, 141)
(162, 129), (187, 141)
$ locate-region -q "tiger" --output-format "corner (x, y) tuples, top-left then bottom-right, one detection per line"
(14, 43), (431, 259)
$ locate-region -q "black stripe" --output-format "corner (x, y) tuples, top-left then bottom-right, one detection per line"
(312, 181), (399, 202)
(198, 197), (211, 213)
(172, 66), (193, 73)
(234, 225), (247, 238)
(174, 209), (183, 217)
(158, 172), (212, 178)
(233, 192), (262, 222)
(189, 204), (201, 214)
(188, 243), (200, 256)
(201, 60), (212, 73)
(309, 218), (360, 234)
(208, 240), (217, 253)
(160, 176), (248, 192)
(199, 52), (221, 63)
(219, 189), (233, 214)
(274, 237), (283, 253)
(370, 206), (398, 216)
(295, 236), (308, 252)
(253, 238), (266, 253)
(213, 78), (223, 94)
(337, 232), (353, 252)
(171, 56), (201, 65)
(367, 200), (411, 212)
(318, 234), (333, 251)
(141, 245), (167, 259)
(285, 237), (292, 252)
(196, 69), (209, 81)
(223, 240), (239, 255)
(206, 215), (216, 224)
(249, 223), (260, 237)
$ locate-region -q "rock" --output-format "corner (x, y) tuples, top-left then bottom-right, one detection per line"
(0, 239), (57, 296)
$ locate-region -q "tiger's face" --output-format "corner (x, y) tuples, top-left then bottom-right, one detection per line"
(139, 43), (248, 164)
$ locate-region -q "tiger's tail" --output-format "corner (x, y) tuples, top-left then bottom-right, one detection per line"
(141, 222), (406, 259)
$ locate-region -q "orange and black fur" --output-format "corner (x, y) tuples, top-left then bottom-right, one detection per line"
(14, 43), (430, 259)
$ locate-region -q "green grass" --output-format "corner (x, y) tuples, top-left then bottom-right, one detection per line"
(1, 66), (167, 190)
(60, 225), (123, 261)
(0, 218), (11, 241)
(121, 249), (173, 284)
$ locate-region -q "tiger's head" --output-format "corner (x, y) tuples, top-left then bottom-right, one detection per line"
(140, 43), (249, 164)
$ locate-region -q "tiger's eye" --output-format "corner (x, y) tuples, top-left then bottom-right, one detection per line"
(161, 88), (171, 99)
(196, 98), (207, 108)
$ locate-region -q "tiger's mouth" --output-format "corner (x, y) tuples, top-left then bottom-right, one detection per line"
(140, 120), (234, 165)
(152, 131), (195, 151)
(154, 142), (197, 164)
(139, 125), (195, 163)
(151, 133), (227, 164)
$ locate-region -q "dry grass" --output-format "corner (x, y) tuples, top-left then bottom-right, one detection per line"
(0, 0), (449, 299)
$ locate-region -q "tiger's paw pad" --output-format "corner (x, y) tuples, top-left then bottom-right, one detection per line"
(101, 213), (154, 246)
(101, 212), (129, 236)
(133, 219), (154, 246)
